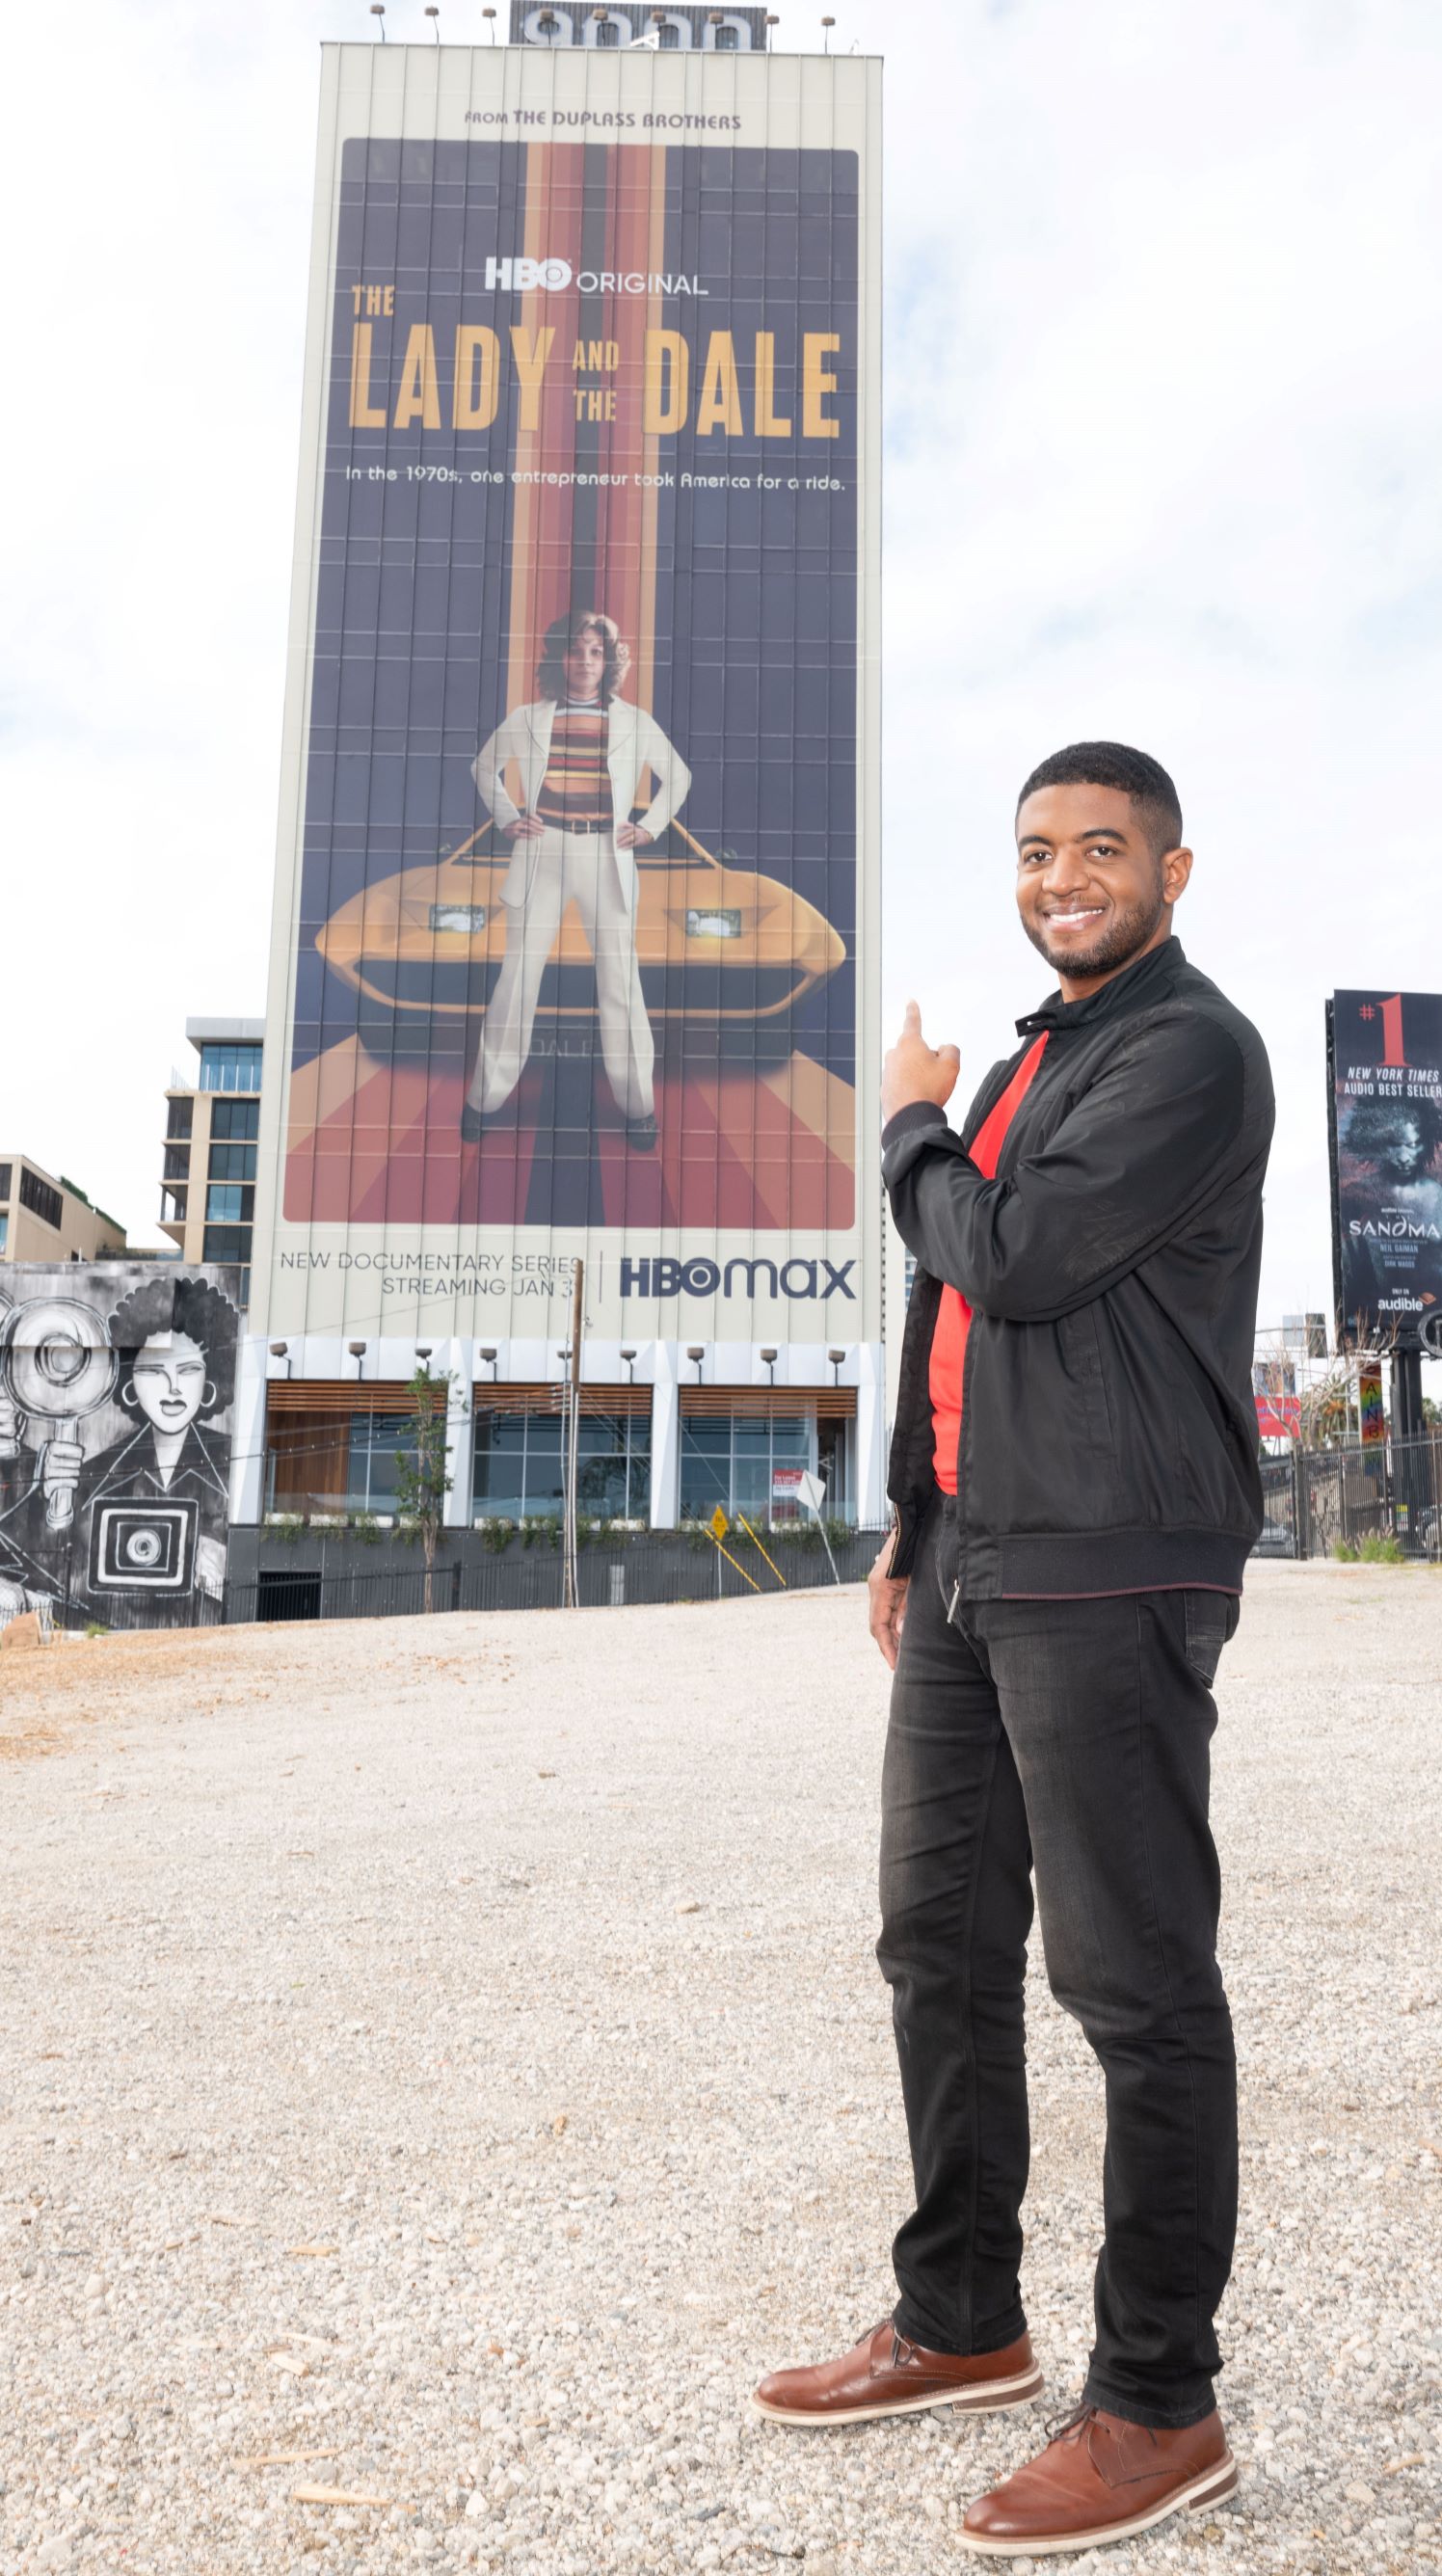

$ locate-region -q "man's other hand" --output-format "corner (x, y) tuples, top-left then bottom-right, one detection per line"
(868, 1530), (909, 1671)
(882, 1000), (961, 1126)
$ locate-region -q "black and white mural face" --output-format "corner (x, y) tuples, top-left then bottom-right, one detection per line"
(0, 1266), (240, 1629)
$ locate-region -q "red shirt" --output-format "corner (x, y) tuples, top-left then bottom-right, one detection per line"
(930, 1033), (1050, 1493)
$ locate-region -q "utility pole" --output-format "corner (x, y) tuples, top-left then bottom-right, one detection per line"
(562, 1258), (584, 1608)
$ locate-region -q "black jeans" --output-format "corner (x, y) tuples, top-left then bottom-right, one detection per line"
(876, 1495), (1239, 2430)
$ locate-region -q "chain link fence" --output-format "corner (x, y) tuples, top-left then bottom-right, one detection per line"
(1257, 1436), (1441, 1562)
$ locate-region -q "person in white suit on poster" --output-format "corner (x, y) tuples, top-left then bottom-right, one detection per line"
(460, 607), (692, 1152)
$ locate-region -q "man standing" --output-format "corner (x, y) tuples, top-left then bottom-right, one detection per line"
(753, 743), (1273, 2558)
(461, 606), (691, 1153)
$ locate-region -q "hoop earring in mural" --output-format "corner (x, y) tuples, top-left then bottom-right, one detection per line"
(202, 1381), (217, 1411)
(121, 1383), (139, 1409)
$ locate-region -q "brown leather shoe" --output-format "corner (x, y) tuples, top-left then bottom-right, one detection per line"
(960, 2402), (1238, 2555)
(752, 2321), (1043, 2427)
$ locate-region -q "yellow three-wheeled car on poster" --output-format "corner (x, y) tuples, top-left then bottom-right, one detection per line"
(315, 822), (846, 1061)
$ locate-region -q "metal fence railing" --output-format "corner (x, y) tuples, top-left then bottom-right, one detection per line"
(1256, 1435), (1441, 1562)
(223, 1526), (891, 1625)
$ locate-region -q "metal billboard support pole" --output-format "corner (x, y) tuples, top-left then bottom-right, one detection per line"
(562, 1259), (584, 1608)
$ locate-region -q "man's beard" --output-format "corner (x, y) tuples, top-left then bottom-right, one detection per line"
(1022, 885), (1166, 980)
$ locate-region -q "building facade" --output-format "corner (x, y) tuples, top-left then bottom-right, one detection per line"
(238, 16), (883, 1534)
(0, 1158), (126, 1269)
(160, 1020), (264, 1305)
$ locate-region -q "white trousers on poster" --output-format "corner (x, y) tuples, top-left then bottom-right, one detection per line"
(467, 826), (655, 1121)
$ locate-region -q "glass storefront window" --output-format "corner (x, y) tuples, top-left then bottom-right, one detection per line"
(347, 1414), (415, 1514)
(472, 1409), (651, 1522)
(680, 1411), (815, 1523)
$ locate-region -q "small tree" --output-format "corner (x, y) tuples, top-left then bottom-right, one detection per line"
(393, 1364), (463, 1614)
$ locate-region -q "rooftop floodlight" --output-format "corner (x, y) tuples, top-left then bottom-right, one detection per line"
(348, 1340), (368, 1357)
(820, 11), (834, 44)
(425, 2), (441, 30)
(482, 3), (497, 29)
(369, 1), (387, 34)
(269, 1341), (288, 1358)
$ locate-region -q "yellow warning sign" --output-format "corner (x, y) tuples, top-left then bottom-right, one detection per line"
(709, 1505), (730, 1541)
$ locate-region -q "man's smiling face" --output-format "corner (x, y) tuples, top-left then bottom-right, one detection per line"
(1015, 782), (1190, 994)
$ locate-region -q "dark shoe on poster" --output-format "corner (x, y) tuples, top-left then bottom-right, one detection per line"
(959, 2402), (1237, 2556)
(626, 1114), (658, 1153)
(751, 2321), (1043, 2428)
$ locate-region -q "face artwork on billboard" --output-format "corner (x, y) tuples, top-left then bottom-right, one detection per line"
(284, 135), (859, 1266)
(1330, 989), (1442, 1351)
(0, 1269), (239, 1629)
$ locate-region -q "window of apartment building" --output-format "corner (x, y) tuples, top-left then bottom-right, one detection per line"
(202, 1223), (251, 1264)
(166, 1096), (194, 1140)
(205, 1184), (254, 1223)
(161, 1186), (188, 1225)
(472, 1401), (652, 1522)
(198, 1043), (262, 1094)
(18, 1167), (64, 1231)
(211, 1098), (260, 1141)
(163, 1144), (190, 1181)
(208, 1140), (257, 1183)
(0, 1165), (11, 1200)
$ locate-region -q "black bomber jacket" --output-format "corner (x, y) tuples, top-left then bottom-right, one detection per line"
(882, 939), (1275, 1598)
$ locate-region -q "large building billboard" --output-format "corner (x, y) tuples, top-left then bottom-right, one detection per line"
(1327, 989), (1442, 1352)
(252, 39), (881, 1355)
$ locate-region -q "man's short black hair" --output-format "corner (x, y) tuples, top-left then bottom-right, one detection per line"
(1016, 741), (1184, 859)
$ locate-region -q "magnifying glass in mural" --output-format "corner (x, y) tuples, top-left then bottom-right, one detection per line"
(0, 1299), (119, 1531)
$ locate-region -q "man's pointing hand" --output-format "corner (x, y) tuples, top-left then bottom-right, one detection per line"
(882, 1000), (961, 1126)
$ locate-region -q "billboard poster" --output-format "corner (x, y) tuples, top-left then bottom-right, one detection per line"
(0, 1267), (239, 1631)
(256, 42), (880, 1353)
(1356, 1361), (1386, 1444)
(1328, 990), (1442, 1352)
(1252, 1358), (1299, 1442)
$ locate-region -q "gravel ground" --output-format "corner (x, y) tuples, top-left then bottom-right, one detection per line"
(0, 1562), (1439, 2576)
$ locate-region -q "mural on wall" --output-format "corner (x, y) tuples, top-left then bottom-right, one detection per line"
(0, 1267), (239, 1629)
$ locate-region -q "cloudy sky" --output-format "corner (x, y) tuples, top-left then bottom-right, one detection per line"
(3, 0), (1439, 1352)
